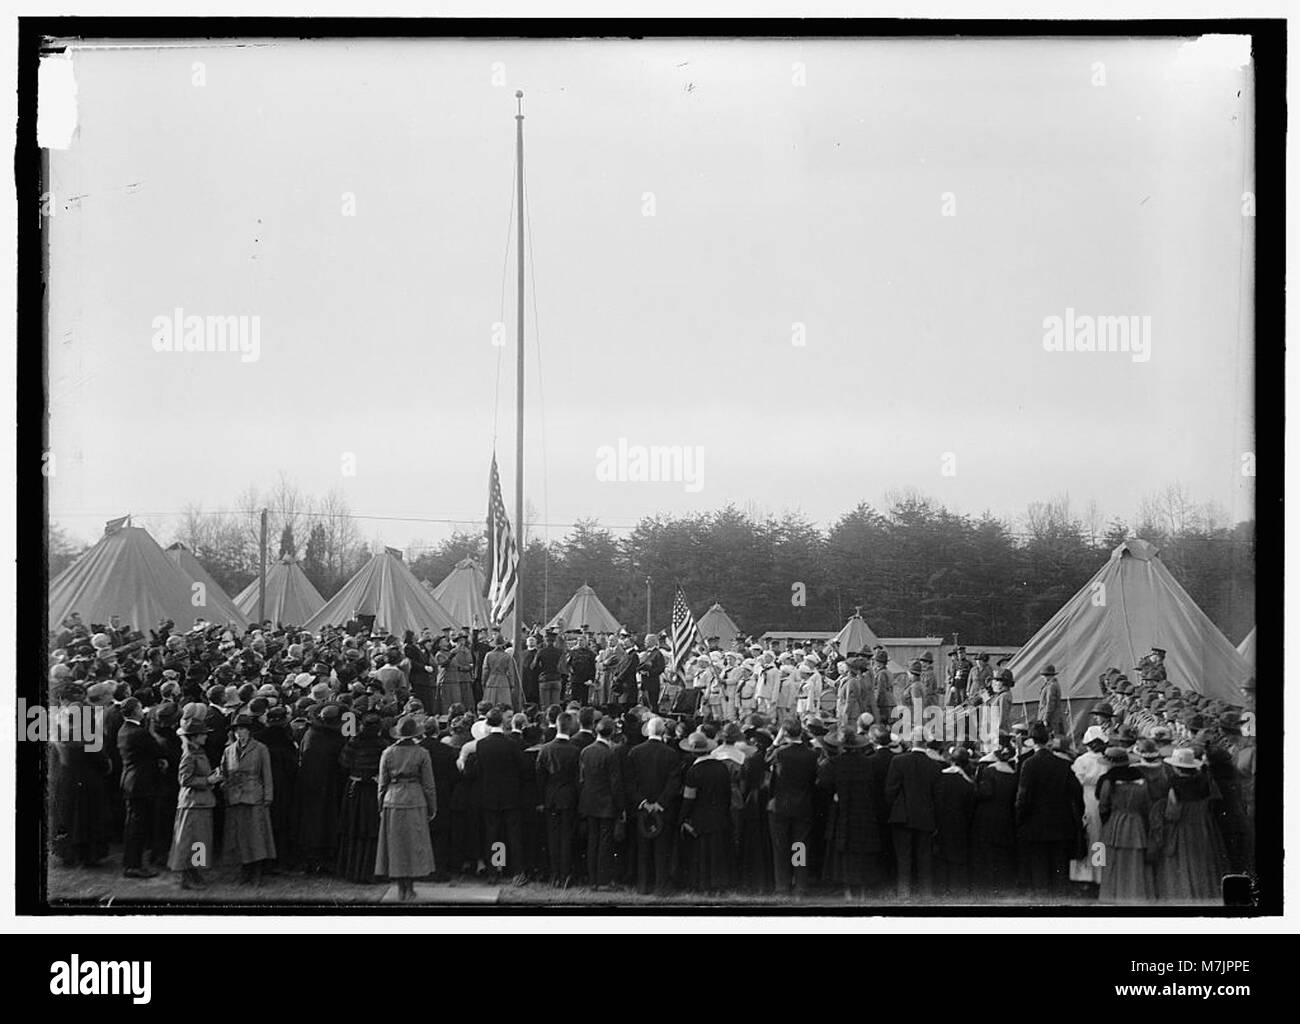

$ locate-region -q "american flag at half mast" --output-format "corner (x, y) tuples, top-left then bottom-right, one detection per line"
(670, 586), (704, 677)
(486, 453), (519, 627)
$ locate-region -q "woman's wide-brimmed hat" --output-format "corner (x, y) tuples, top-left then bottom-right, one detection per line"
(1164, 746), (1204, 770)
(176, 702), (213, 736)
(679, 731), (717, 754)
(390, 714), (425, 740)
(1102, 746), (1131, 765)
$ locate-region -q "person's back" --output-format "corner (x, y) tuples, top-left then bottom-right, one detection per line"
(473, 730), (527, 810)
(578, 738), (622, 818)
(770, 739), (819, 819)
(536, 732), (581, 810)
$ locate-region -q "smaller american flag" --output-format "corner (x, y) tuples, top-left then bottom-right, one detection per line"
(670, 586), (703, 677)
(486, 453), (519, 627)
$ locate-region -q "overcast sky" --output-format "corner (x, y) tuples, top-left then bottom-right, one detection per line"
(46, 36), (1255, 552)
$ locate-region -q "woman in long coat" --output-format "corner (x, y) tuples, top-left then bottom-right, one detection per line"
(972, 745), (1018, 898)
(1097, 747), (1155, 904)
(678, 731), (732, 893)
(169, 703), (217, 890)
(294, 703), (347, 873)
(219, 713), (277, 885)
(1158, 747), (1228, 903)
(482, 638), (521, 709)
(258, 706), (299, 873)
(816, 730), (881, 898)
(375, 714), (438, 901)
(336, 703), (388, 883)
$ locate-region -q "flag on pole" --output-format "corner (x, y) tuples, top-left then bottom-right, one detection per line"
(486, 453), (519, 627)
(670, 585), (703, 677)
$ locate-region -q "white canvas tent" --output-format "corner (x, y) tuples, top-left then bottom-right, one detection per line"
(165, 542), (248, 628)
(697, 603), (742, 645)
(302, 548), (458, 635)
(431, 558), (492, 631)
(233, 555), (326, 627)
(546, 584), (622, 634)
(49, 520), (211, 633)
(1237, 627), (1256, 670)
(1009, 539), (1252, 734)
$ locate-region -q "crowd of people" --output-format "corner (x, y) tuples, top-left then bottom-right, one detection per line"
(45, 612), (1257, 904)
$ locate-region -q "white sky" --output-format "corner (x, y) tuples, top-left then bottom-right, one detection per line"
(45, 36), (1255, 550)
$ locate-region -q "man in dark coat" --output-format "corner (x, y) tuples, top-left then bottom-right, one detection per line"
(577, 717), (624, 889)
(419, 722), (460, 881)
(637, 638), (666, 712)
(466, 708), (530, 880)
(117, 698), (164, 878)
(884, 727), (942, 898)
(626, 715), (682, 894)
(535, 711), (581, 884)
(102, 685), (128, 843)
(866, 724), (897, 886)
(933, 747), (976, 897)
(610, 642), (640, 711)
(566, 638), (597, 705)
(1015, 724), (1084, 896)
(767, 717), (821, 895)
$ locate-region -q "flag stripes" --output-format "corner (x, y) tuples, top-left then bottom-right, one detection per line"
(486, 453), (519, 626)
(670, 585), (703, 677)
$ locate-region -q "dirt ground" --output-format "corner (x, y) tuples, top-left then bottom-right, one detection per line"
(45, 851), (1078, 910)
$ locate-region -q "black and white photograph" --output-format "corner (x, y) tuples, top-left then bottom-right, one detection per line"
(19, 15), (1280, 926)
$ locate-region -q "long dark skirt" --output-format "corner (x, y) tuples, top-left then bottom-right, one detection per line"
(336, 779), (381, 883)
(972, 843), (1017, 898)
(684, 827), (732, 893)
(52, 761), (110, 866)
(738, 803), (774, 893)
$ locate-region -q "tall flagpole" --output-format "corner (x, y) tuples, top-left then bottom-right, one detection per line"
(513, 90), (526, 667)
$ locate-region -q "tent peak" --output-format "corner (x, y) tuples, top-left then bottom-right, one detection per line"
(1113, 538), (1160, 562)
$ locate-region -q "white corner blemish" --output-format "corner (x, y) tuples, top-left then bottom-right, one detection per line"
(38, 51), (78, 150)
(1175, 34), (1252, 71)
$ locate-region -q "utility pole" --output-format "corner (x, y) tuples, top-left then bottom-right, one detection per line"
(258, 508), (268, 625)
(645, 575), (652, 637)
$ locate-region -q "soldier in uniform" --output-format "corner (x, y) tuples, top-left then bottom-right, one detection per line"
(946, 646), (972, 706)
(1137, 647), (1168, 688)
(873, 647), (894, 727)
(919, 651), (940, 706)
(1035, 664), (1066, 736)
(967, 652), (994, 700)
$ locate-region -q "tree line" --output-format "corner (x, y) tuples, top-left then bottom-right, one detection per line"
(49, 481), (1254, 647)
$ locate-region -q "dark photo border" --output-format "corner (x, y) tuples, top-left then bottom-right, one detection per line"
(16, 15), (1284, 917)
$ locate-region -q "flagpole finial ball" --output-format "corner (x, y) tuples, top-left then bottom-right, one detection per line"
(516, 90), (524, 98)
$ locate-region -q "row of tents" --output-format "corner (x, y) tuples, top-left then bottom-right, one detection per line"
(49, 524), (1254, 734)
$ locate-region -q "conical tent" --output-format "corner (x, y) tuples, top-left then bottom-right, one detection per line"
(49, 521), (210, 633)
(233, 555), (326, 628)
(1009, 539), (1252, 734)
(1237, 627), (1256, 670)
(302, 547), (458, 635)
(834, 611), (883, 654)
(697, 602), (742, 645)
(165, 542), (248, 627)
(431, 557), (492, 631)
(546, 584), (622, 633)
